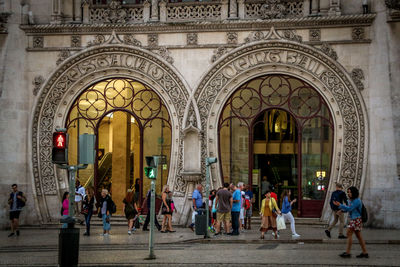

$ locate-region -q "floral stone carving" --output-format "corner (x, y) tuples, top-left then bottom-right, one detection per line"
(260, 0), (286, 19)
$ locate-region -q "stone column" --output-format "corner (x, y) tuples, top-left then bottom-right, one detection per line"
(143, 0), (150, 22)
(159, 0), (167, 22)
(319, 0), (329, 15)
(51, 0), (63, 24)
(221, 0), (228, 20)
(74, 0), (82, 22)
(311, 0), (319, 16)
(237, 0), (245, 19)
(82, 0), (90, 24)
(328, 0), (341, 16)
(112, 112), (131, 214)
(229, 0), (238, 19)
(303, 0), (310, 16)
(151, 0), (159, 22)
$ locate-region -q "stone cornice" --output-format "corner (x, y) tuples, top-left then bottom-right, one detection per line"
(20, 14), (376, 35)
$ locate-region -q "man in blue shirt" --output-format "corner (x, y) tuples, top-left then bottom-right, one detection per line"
(229, 182), (243, 235)
(189, 184), (204, 231)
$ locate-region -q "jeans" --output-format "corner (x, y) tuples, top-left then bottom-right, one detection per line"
(231, 211), (240, 234)
(143, 210), (161, 230)
(84, 209), (93, 234)
(102, 214), (111, 231)
(282, 211), (297, 235)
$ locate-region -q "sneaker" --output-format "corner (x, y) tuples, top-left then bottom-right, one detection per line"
(339, 252), (351, 258)
(8, 232), (14, 237)
(128, 230), (132, 235)
(16, 230), (20, 236)
(338, 235), (347, 239)
(325, 230), (331, 238)
(272, 232), (280, 238)
(356, 253), (369, 258)
(132, 227), (136, 232)
(292, 233), (300, 238)
(103, 233), (109, 236)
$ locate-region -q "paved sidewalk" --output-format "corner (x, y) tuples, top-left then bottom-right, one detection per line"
(2, 224), (400, 248)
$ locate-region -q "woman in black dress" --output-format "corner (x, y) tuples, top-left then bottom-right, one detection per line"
(161, 185), (175, 233)
(123, 189), (138, 235)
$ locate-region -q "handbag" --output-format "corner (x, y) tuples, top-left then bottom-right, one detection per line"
(276, 215), (286, 230)
(81, 208), (89, 215)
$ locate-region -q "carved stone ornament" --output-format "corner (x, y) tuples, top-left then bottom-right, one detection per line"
(32, 75), (44, 96)
(32, 46), (189, 204)
(260, 0), (286, 19)
(156, 47), (174, 64)
(148, 34), (158, 48)
(352, 27), (365, 40)
(309, 29), (321, 42)
(319, 43), (338, 61)
(33, 36), (44, 48)
(104, 0), (127, 23)
(227, 32), (238, 45)
(195, 38), (367, 199)
(187, 33), (198, 45)
(244, 27), (302, 43)
(87, 30), (141, 47)
(56, 49), (72, 65)
(351, 68), (365, 91)
(385, 0), (400, 10)
(211, 46), (228, 63)
(71, 35), (81, 47)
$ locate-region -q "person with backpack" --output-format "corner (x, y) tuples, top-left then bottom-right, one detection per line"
(333, 186), (368, 258)
(98, 188), (114, 236)
(325, 183), (348, 239)
(244, 185), (254, 230)
(123, 189), (138, 235)
(8, 184), (27, 237)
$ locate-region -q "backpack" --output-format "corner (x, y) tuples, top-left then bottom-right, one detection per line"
(109, 198), (117, 214)
(244, 198), (251, 210)
(361, 203), (368, 223)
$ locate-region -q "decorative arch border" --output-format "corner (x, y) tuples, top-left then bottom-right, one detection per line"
(194, 40), (368, 220)
(30, 45), (190, 222)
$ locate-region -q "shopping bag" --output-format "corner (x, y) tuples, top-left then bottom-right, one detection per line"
(276, 215), (286, 230)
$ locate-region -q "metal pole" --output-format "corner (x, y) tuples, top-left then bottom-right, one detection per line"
(148, 179), (156, 259)
(68, 166), (76, 220)
(204, 161), (210, 238)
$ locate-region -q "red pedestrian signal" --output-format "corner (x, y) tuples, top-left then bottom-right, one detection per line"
(52, 131), (68, 164)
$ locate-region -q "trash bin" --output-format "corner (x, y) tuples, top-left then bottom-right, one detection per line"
(195, 209), (207, 235)
(59, 228), (80, 267)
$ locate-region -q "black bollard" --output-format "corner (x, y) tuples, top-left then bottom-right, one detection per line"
(59, 227), (80, 267)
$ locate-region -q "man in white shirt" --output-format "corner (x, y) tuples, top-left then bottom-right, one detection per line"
(75, 179), (86, 224)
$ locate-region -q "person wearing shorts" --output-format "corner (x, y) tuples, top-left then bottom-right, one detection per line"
(214, 183), (232, 235)
(8, 184), (26, 237)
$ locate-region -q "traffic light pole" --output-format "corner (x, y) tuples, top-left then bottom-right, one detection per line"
(205, 157), (217, 239)
(147, 179), (156, 259)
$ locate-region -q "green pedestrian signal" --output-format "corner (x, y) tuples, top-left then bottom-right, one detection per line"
(144, 167), (156, 179)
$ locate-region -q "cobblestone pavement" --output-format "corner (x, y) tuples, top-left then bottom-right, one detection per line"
(1, 224), (400, 266)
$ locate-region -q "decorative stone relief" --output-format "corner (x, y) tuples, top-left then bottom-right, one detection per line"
(319, 43), (338, 61)
(211, 47), (228, 63)
(244, 27), (301, 43)
(56, 49), (71, 66)
(71, 35), (81, 47)
(187, 33), (198, 45)
(33, 36), (44, 48)
(156, 47), (174, 64)
(260, 0), (286, 19)
(227, 32), (238, 44)
(352, 27), (365, 41)
(148, 34), (158, 48)
(87, 31), (141, 47)
(351, 68), (365, 91)
(309, 29), (321, 41)
(32, 76), (44, 96)
(32, 47), (189, 198)
(195, 39), (366, 195)
(385, 0), (400, 10)
(104, 0), (127, 23)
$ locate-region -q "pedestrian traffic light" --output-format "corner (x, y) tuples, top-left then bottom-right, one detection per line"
(52, 130), (68, 164)
(144, 156), (160, 179)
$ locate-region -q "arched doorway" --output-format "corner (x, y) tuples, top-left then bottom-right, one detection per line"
(218, 74), (333, 217)
(65, 78), (171, 213)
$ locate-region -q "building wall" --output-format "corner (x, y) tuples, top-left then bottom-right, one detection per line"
(0, 0), (399, 228)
